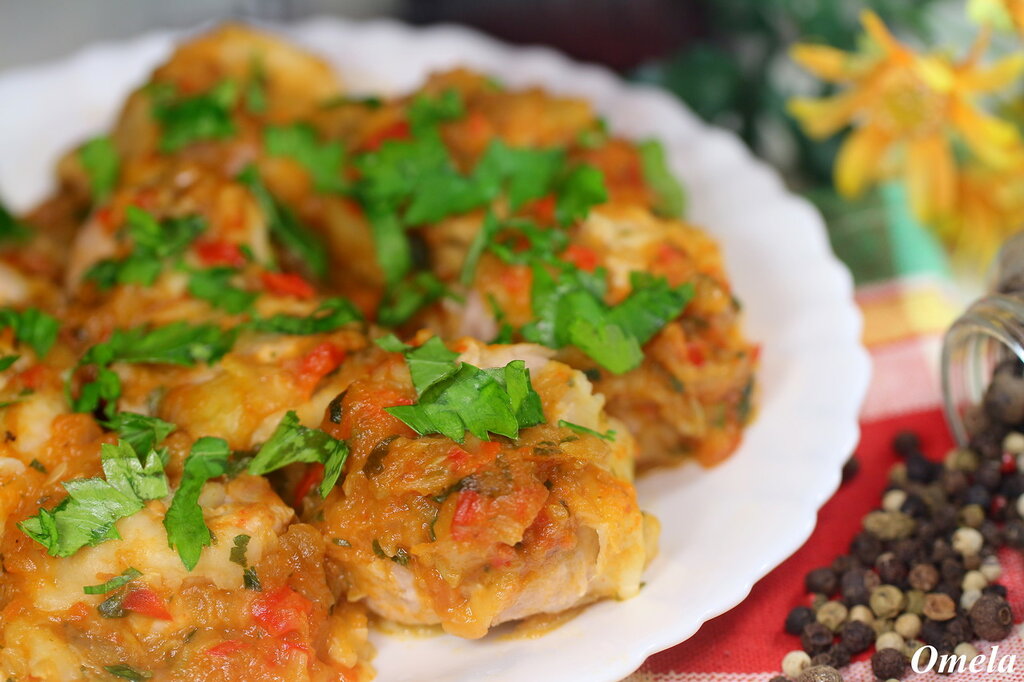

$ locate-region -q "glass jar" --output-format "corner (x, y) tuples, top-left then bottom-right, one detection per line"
(942, 233), (1024, 446)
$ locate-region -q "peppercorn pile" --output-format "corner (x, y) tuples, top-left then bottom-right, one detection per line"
(770, 368), (1024, 682)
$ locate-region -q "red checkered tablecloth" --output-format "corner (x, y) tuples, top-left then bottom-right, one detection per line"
(626, 277), (1024, 681)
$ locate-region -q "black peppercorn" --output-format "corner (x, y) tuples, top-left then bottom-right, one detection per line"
(916, 521), (941, 544)
(891, 538), (925, 564)
(970, 594), (1014, 640)
(840, 568), (870, 605)
(805, 567), (838, 595)
(980, 520), (1002, 547)
(908, 563), (940, 592)
(1000, 474), (1024, 500)
(934, 582), (963, 605)
(940, 557), (965, 584)
(839, 620), (874, 654)
(871, 648), (907, 680)
(964, 484), (992, 508)
(831, 554), (860, 574)
(798, 665), (843, 682)
(801, 622), (834, 655)
(892, 430), (922, 457)
(931, 539), (956, 564)
(900, 493), (930, 519)
(768, 677), (789, 682)
(977, 460), (1003, 491)
(907, 452), (940, 483)
(941, 469), (970, 499)
(876, 552), (908, 587)
(970, 426), (1008, 461)
(842, 455), (860, 484)
(946, 615), (974, 642)
(850, 532), (882, 565)
(1004, 519), (1024, 548)
(983, 583), (1008, 598)
(785, 606), (816, 635)
(932, 504), (959, 532)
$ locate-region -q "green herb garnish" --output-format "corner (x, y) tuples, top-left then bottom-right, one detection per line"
(19, 442), (169, 557)
(84, 567), (142, 595)
(79, 136), (120, 202)
(237, 164), (328, 279)
(164, 437), (230, 570)
(638, 139), (685, 218)
(557, 419), (616, 441)
(152, 80), (238, 153)
(265, 123), (347, 193)
(381, 336), (545, 443)
(187, 266), (256, 314)
(102, 412), (176, 461)
(0, 307), (59, 358)
(104, 664), (152, 681)
(247, 410), (349, 498)
(250, 297), (361, 335)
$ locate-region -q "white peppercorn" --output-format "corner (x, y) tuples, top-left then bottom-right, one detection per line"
(849, 604), (874, 624)
(882, 489), (907, 512)
(870, 585), (905, 619)
(962, 588), (983, 612)
(952, 527), (984, 557)
(816, 601), (848, 632)
(876, 631), (905, 652)
(980, 555), (1003, 582)
(894, 613), (921, 640)
(1004, 432), (1024, 454)
(954, 642), (980, 659)
(1017, 493), (1024, 520)
(782, 650), (812, 679)
(963, 570), (987, 592)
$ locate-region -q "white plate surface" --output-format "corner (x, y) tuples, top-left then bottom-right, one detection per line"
(0, 17), (871, 682)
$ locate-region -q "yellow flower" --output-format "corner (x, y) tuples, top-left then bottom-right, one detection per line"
(789, 11), (1024, 223)
(969, 0), (1024, 36)
(943, 162), (1024, 264)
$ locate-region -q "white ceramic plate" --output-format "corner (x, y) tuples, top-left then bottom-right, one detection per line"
(0, 17), (871, 682)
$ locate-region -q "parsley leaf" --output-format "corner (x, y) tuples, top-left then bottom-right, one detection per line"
(19, 442), (168, 557)
(0, 355), (19, 371)
(558, 419), (616, 441)
(250, 297), (361, 335)
(104, 664), (152, 681)
(151, 80), (239, 153)
(0, 307), (59, 358)
(0, 200), (30, 243)
(78, 136), (120, 202)
(474, 140), (564, 210)
(376, 271), (448, 327)
(85, 207), (205, 290)
(164, 437), (230, 570)
(187, 267), (256, 314)
(237, 164), (328, 279)
(83, 567), (142, 595)
(460, 211), (499, 286)
(555, 165), (607, 226)
(229, 534), (250, 566)
(244, 56), (268, 115)
(522, 266), (693, 374)
(247, 411), (349, 498)
(265, 123), (347, 193)
(408, 89), (465, 133)
(638, 139), (685, 218)
(384, 339), (545, 443)
(103, 412), (176, 458)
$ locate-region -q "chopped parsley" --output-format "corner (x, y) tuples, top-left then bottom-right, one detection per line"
(237, 164), (328, 279)
(28, 458), (46, 473)
(78, 136), (120, 202)
(187, 266), (256, 314)
(265, 123), (347, 193)
(376, 272), (449, 327)
(102, 412), (176, 458)
(244, 56), (268, 115)
(557, 419), (616, 441)
(151, 80), (239, 153)
(638, 139), (686, 218)
(229, 534), (251, 566)
(521, 267), (694, 374)
(371, 539), (410, 565)
(380, 336), (545, 443)
(19, 442), (169, 557)
(247, 410), (349, 498)
(73, 321), (237, 417)
(164, 437), (230, 570)
(250, 297), (361, 335)
(83, 567), (142, 595)
(0, 307), (59, 358)
(554, 164), (608, 226)
(85, 207), (205, 290)
(104, 664), (152, 681)
(243, 567), (262, 591)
